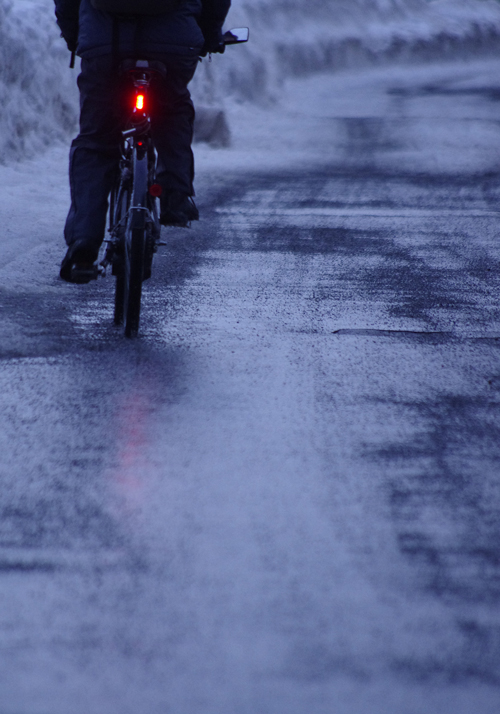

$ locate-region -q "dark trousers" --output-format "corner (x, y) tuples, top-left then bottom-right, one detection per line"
(64, 54), (198, 250)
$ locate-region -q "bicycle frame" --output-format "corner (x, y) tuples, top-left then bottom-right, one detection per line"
(104, 60), (165, 335)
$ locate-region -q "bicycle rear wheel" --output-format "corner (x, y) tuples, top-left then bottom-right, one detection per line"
(112, 185), (129, 325)
(124, 148), (148, 338)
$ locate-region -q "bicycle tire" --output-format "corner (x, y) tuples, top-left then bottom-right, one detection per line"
(124, 148), (148, 337)
(114, 263), (126, 325)
(113, 185), (129, 325)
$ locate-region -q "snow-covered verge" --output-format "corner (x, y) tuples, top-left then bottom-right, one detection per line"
(192, 0), (500, 105)
(0, 0), (78, 162)
(2, 0), (500, 161)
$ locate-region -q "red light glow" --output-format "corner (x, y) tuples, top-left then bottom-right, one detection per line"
(135, 94), (145, 111)
(149, 184), (163, 197)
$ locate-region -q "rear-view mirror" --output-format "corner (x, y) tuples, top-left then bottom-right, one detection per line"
(223, 28), (250, 44)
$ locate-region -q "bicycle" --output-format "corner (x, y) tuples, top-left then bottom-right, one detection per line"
(74, 28), (249, 338)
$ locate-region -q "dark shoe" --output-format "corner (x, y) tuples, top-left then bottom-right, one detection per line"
(160, 192), (199, 227)
(60, 240), (99, 284)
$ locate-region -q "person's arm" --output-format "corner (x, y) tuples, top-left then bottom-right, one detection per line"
(54, 0), (81, 51)
(199, 0), (231, 54)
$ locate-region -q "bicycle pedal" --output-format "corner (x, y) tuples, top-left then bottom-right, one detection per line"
(70, 263), (100, 284)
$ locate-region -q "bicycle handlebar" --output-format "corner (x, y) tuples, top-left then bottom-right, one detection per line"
(70, 27), (248, 68)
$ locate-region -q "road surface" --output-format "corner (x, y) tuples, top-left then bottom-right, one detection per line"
(0, 58), (500, 713)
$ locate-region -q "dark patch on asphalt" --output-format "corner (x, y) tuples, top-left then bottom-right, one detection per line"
(388, 85), (500, 102)
(366, 389), (500, 685)
(0, 500), (122, 551)
(205, 168), (500, 330)
(0, 561), (59, 573)
(366, 394), (500, 606)
(392, 617), (500, 685)
(206, 165), (500, 690)
(392, 642), (500, 685)
(341, 117), (404, 153)
(284, 642), (369, 682)
(333, 329), (454, 341)
(206, 165), (500, 213)
(237, 221), (491, 327)
(295, 329), (500, 346)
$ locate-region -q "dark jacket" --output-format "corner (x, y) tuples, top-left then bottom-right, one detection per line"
(54, 0), (231, 57)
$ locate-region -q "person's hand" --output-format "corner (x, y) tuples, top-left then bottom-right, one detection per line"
(61, 32), (77, 53)
(200, 29), (225, 57)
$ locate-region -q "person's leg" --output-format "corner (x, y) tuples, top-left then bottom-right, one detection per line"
(149, 55), (199, 224)
(64, 56), (122, 252)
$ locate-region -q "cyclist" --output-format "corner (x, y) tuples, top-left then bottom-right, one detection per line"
(54, 0), (231, 282)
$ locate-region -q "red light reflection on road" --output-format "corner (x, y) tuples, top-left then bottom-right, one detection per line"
(106, 387), (155, 520)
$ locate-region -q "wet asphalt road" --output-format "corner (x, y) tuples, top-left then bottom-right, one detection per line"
(1, 60), (500, 713)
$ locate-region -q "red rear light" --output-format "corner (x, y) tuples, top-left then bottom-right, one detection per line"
(149, 184), (163, 197)
(135, 94), (145, 111)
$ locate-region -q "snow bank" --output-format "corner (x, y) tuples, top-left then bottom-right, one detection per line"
(1, 0), (500, 161)
(0, 0), (78, 162)
(192, 0), (500, 105)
